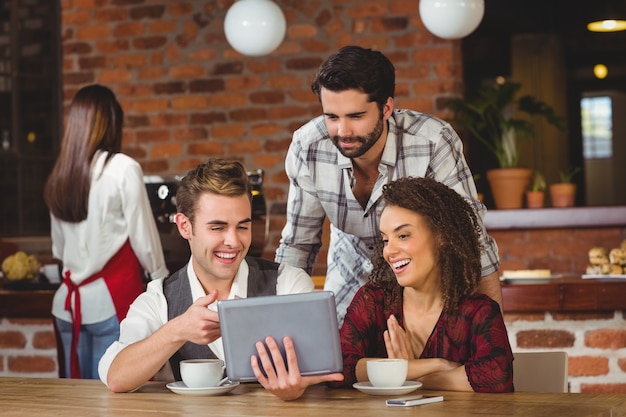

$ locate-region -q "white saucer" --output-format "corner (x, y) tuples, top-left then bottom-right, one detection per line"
(353, 381), (422, 396)
(166, 381), (240, 396)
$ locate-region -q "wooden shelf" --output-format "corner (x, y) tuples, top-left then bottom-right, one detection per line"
(485, 206), (626, 230)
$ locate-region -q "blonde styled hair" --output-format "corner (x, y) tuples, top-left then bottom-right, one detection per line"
(176, 159), (251, 226)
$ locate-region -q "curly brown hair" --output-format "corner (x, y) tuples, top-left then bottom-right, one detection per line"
(370, 177), (483, 310)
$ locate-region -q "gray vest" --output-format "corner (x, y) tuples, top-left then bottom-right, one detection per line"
(163, 256), (279, 381)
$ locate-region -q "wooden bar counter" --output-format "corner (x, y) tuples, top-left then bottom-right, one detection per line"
(2, 206), (626, 317)
(4, 275), (626, 318)
(487, 205), (626, 313)
(2, 377), (626, 417)
(0, 287), (55, 318)
(501, 275), (626, 312)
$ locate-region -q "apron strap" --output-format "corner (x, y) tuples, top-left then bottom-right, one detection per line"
(62, 240), (143, 378)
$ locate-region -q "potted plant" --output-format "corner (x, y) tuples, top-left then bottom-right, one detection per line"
(550, 166), (581, 208)
(526, 171), (546, 209)
(446, 80), (566, 209)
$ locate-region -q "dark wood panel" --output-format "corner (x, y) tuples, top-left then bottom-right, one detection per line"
(502, 277), (626, 313)
(0, 288), (54, 318)
(502, 284), (561, 311)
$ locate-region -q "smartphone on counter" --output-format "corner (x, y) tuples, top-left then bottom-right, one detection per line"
(386, 394), (444, 407)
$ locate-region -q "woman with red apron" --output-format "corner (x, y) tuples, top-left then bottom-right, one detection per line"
(44, 85), (168, 379)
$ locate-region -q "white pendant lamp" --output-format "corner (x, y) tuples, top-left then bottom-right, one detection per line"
(419, 0), (485, 40)
(224, 0), (286, 56)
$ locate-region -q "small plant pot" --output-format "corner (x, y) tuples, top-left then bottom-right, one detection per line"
(526, 191), (545, 209)
(487, 168), (532, 210)
(549, 183), (576, 208)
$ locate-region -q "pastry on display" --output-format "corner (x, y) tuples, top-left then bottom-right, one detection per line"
(1, 251), (41, 281)
(609, 248), (626, 266)
(588, 246), (609, 265)
(501, 269), (551, 278)
(585, 263), (611, 275)
(585, 242), (626, 275)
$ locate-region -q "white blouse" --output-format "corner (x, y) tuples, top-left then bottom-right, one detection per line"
(51, 151), (169, 324)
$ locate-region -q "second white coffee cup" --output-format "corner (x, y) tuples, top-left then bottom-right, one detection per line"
(43, 264), (61, 284)
(180, 359), (227, 388)
(366, 358), (408, 387)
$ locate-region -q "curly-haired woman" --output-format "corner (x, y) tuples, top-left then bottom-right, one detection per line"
(336, 177), (513, 393)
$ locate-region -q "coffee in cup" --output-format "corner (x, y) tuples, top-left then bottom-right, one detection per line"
(180, 359), (228, 388)
(366, 358), (408, 387)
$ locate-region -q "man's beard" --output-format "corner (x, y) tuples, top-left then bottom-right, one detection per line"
(330, 113), (384, 158)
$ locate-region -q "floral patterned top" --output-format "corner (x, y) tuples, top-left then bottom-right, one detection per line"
(336, 281), (514, 393)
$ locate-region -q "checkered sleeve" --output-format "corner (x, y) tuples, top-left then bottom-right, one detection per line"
(275, 135), (327, 274)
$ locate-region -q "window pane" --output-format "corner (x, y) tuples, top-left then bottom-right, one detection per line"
(581, 96), (613, 159)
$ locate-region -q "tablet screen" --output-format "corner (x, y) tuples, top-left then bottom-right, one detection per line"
(217, 291), (343, 381)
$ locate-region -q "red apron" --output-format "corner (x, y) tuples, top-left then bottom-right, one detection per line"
(63, 240), (143, 378)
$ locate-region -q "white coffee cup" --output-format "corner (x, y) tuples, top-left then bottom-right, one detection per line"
(43, 264), (61, 284)
(366, 358), (408, 387)
(180, 359), (228, 388)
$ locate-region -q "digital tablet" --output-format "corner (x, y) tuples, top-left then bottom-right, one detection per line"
(217, 291), (343, 382)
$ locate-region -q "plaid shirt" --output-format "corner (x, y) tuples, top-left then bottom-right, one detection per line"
(275, 110), (499, 325)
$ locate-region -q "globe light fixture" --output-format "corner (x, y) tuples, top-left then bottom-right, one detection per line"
(419, 0), (485, 40)
(224, 0), (286, 56)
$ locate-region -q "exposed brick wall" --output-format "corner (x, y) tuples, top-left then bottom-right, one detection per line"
(60, 0), (463, 262)
(491, 226), (626, 274)
(0, 318), (58, 378)
(506, 311), (626, 393)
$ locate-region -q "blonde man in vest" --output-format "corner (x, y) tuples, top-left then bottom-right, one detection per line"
(99, 159), (342, 400)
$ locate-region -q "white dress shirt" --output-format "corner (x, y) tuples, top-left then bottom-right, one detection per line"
(51, 151), (169, 324)
(98, 258), (314, 386)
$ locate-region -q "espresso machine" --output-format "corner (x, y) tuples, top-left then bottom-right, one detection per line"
(144, 170), (269, 274)
(144, 175), (190, 274)
(246, 169), (268, 257)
